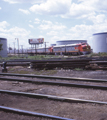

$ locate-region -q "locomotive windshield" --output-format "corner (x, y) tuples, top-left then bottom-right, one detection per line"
(81, 43), (89, 46)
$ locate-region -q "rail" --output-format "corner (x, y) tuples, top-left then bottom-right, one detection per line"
(0, 76), (107, 90)
(0, 73), (107, 82)
(0, 106), (73, 120)
(0, 90), (107, 105)
(1, 58), (107, 71)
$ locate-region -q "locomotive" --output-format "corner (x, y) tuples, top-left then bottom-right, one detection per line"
(27, 42), (91, 55)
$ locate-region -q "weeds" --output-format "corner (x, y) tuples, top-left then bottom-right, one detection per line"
(74, 68), (83, 71)
(87, 52), (107, 57)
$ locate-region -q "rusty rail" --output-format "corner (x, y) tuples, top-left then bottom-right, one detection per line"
(1, 58), (107, 70)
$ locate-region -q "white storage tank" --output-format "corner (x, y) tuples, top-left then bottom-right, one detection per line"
(50, 44), (56, 47)
(0, 38), (7, 57)
(56, 40), (87, 45)
(92, 32), (107, 53)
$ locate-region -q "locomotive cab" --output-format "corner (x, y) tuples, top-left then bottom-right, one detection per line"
(80, 43), (91, 54)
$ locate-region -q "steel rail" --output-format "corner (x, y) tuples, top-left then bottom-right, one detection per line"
(0, 89), (107, 105)
(0, 73), (107, 82)
(0, 59), (92, 63)
(1, 63), (30, 66)
(0, 106), (73, 120)
(0, 77), (107, 90)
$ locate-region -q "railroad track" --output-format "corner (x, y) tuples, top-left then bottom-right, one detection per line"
(0, 76), (107, 90)
(0, 73), (107, 100)
(0, 59), (91, 70)
(1, 73), (107, 82)
(1, 58), (107, 70)
(0, 89), (107, 120)
(0, 73), (107, 120)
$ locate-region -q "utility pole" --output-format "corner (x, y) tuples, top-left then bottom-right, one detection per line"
(44, 42), (48, 56)
(15, 38), (19, 55)
(9, 44), (10, 54)
(13, 42), (15, 54)
(35, 44), (37, 55)
(65, 44), (66, 55)
(21, 45), (23, 54)
(45, 42), (46, 56)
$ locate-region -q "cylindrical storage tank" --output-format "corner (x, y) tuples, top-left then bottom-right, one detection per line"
(50, 44), (56, 46)
(0, 38), (7, 57)
(92, 32), (107, 53)
(56, 40), (87, 45)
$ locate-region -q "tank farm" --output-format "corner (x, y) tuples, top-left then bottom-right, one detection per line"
(0, 33), (107, 120)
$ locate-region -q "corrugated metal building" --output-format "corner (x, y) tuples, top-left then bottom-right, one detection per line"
(56, 40), (87, 45)
(92, 32), (107, 53)
(0, 38), (7, 57)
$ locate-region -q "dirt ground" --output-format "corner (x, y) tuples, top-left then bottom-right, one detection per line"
(0, 66), (107, 120)
(6, 66), (107, 80)
(2, 65), (107, 79)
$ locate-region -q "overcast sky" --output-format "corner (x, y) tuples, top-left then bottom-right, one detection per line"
(0, 0), (107, 49)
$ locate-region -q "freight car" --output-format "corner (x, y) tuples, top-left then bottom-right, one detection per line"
(27, 42), (91, 55)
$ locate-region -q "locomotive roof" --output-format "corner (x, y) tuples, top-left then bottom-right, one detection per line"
(53, 43), (83, 48)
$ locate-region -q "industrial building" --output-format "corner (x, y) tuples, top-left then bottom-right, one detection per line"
(56, 40), (87, 45)
(0, 38), (7, 57)
(92, 32), (107, 53)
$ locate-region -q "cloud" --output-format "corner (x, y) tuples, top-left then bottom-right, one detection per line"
(88, 14), (107, 24)
(29, 0), (93, 18)
(68, 21), (107, 47)
(0, 21), (10, 29)
(10, 28), (30, 48)
(19, 9), (30, 15)
(47, 31), (58, 36)
(39, 20), (67, 31)
(46, 17), (107, 45)
(0, 21), (31, 48)
(65, 2), (94, 18)
(29, 24), (34, 28)
(79, 0), (107, 12)
(3, 0), (47, 4)
(4, 0), (107, 20)
(3, 0), (19, 4)
(7, 27), (30, 36)
(69, 24), (93, 40)
(67, 0), (107, 19)
(29, 0), (107, 20)
(0, 7), (1, 10)
(30, 0), (71, 15)
(34, 18), (41, 24)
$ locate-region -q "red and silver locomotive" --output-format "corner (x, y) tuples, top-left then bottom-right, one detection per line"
(48, 42), (91, 55)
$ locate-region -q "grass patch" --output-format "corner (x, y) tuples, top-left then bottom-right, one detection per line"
(74, 68), (83, 71)
(16, 70), (31, 74)
(10, 70), (31, 74)
(8, 66), (57, 75)
(87, 52), (107, 57)
(32, 69), (57, 75)
(0, 54), (65, 61)
(1, 52), (107, 62)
